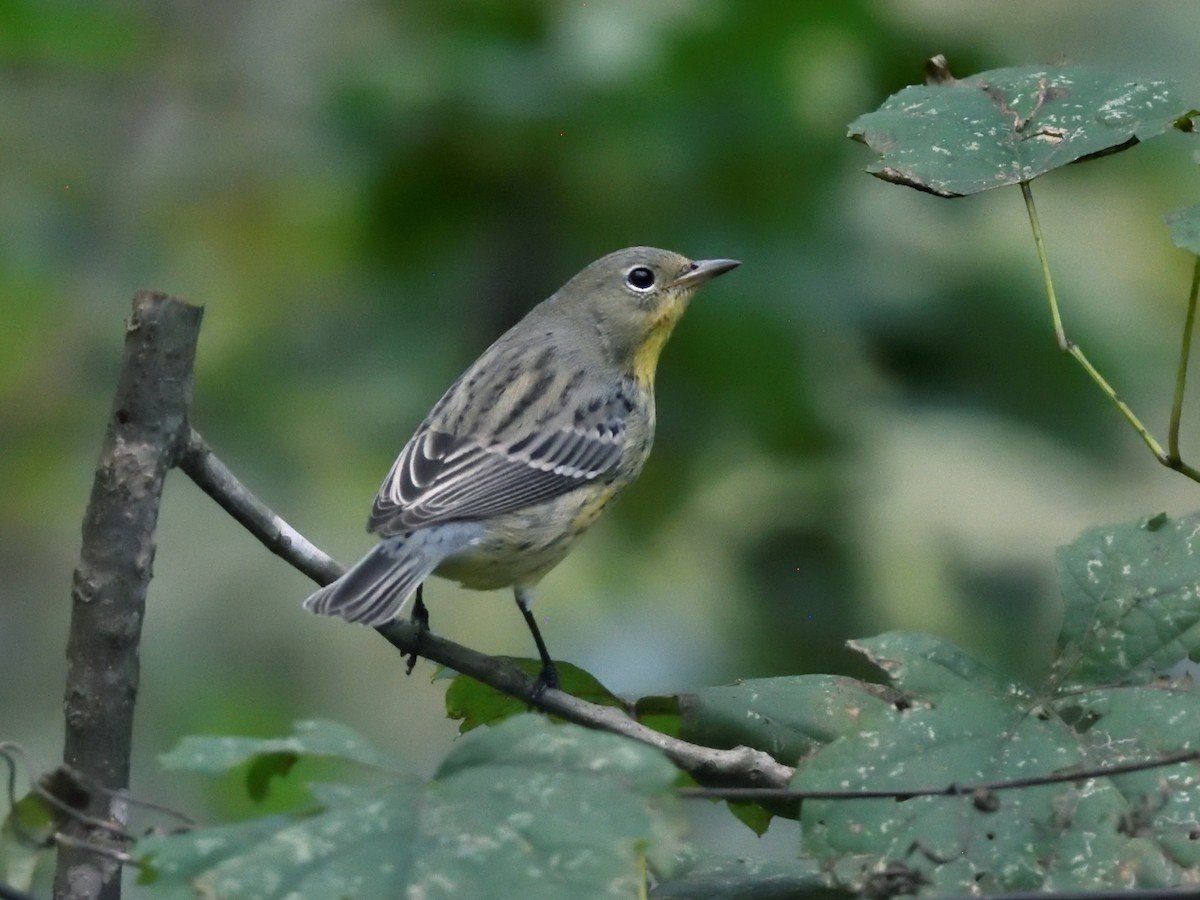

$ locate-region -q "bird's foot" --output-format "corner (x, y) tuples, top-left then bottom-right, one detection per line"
(528, 661), (560, 707)
(405, 586), (430, 677)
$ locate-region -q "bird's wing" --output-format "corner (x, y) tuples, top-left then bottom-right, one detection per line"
(368, 389), (633, 535)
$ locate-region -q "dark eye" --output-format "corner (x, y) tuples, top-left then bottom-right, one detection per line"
(626, 266), (656, 291)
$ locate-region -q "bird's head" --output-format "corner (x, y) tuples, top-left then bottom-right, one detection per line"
(550, 246), (739, 384)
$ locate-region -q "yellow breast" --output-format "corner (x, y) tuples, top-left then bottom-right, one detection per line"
(630, 302), (686, 387)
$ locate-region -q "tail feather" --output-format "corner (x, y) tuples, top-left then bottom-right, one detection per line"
(305, 532), (454, 626)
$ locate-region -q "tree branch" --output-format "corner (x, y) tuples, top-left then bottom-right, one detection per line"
(177, 430), (794, 789)
(374, 619), (793, 787)
(176, 429), (341, 586)
(56, 292), (203, 900)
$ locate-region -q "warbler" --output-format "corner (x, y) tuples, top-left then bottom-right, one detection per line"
(305, 247), (739, 691)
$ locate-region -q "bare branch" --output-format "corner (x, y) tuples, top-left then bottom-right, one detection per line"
(176, 436), (795, 789)
(176, 428), (342, 586)
(374, 619), (794, 788)
(56, 291), (203, 900)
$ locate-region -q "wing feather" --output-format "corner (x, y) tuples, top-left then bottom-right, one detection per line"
(368, 388), (633, 535)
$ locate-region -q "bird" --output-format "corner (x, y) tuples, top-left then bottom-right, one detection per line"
(304, 246), (740, 694)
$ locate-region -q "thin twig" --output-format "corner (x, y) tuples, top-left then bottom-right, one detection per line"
(375, 619), (793, 787)
(176, 429), (342, 587)
(177, 432), (795, 790)
(53, 834), (139, 868)
(680, 746), (1200, 804)
(55, 764), (197, 832)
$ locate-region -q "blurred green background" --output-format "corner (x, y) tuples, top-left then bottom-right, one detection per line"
(5, 0), (1200, 880)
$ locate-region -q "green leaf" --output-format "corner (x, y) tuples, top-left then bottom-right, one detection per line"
(632, 693), (684, 739)
(663, 675), (902, 833)
(651, 853), (841, 900)
(444, 658), (625, 732)
(724, 800), (774, 837)
(677, 675), (900, 766)
(1, 790), (55, 891)
(849, 65), (1195, 197)
(1053, 511), (1200, 686)
(138, 811), (300, 897)
(791, 630), (1200, 895)
(244, 752), (298, 802)
(138, 715), (683, 899)
(160, 718), (401, 776)
(1166, 205), (1200, 255)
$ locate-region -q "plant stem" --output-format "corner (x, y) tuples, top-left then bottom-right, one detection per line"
(1020, 180), (1200, 482)
(1022, 180), (1069, 350)
(1168, 256), (1200, 462)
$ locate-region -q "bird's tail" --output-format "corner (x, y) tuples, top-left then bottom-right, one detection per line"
(304, 527), (475, 627)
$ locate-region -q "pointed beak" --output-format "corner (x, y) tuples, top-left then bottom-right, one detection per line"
(670, 258), (741, 290)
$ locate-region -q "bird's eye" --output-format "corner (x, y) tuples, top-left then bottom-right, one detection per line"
(625, 266), (656, 291)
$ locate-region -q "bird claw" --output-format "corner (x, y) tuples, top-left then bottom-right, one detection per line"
(527, 662), (560, 707)
(405, 586), (431, 677)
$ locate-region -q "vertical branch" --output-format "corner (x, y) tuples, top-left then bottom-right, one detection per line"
(54, 292), (203, 900)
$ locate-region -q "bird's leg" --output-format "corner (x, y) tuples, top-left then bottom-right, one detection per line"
(406, 583), (429, 676)
(514, 586), (559, 700)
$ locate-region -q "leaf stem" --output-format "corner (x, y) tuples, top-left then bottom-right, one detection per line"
(1020, 180), (1200, 482)
(1168, 256), (1200, 462)
(1022, 180), (1068, 350)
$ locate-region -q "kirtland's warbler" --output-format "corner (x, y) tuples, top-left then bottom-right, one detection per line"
(305, 247), (739, 691)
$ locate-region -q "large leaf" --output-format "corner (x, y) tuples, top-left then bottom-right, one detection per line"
(849, 64), (1195, 197)
(793, 628), (1200, 894)
(651, 852), (841, 900)
(159, 718), (402, 803)
(675, 675), (902, 766)
(138, 715), (683, 899)
(136, 511), (1200, 897)
(1054, 511), (1200, 686)
(648, 512), (1200, 895)
(158, 718), (401, 774)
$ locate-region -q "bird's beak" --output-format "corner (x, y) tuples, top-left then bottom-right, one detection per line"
(670, 258), (741, 289)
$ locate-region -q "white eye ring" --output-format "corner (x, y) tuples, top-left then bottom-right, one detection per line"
(625, 266), (656, 292)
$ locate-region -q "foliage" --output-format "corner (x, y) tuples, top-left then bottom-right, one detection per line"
(849, 64), (1196, 196)
(9, 24), (1200, 899)
(1167, 206), (1200, 256)
(0, 786), (54, 893)
(444, 659), (626, 732)
(125, 508), (1200, 898)
(138, 716), (682, 899)
(121, 59), (1200, 898)
(651, 853), (837, 900)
